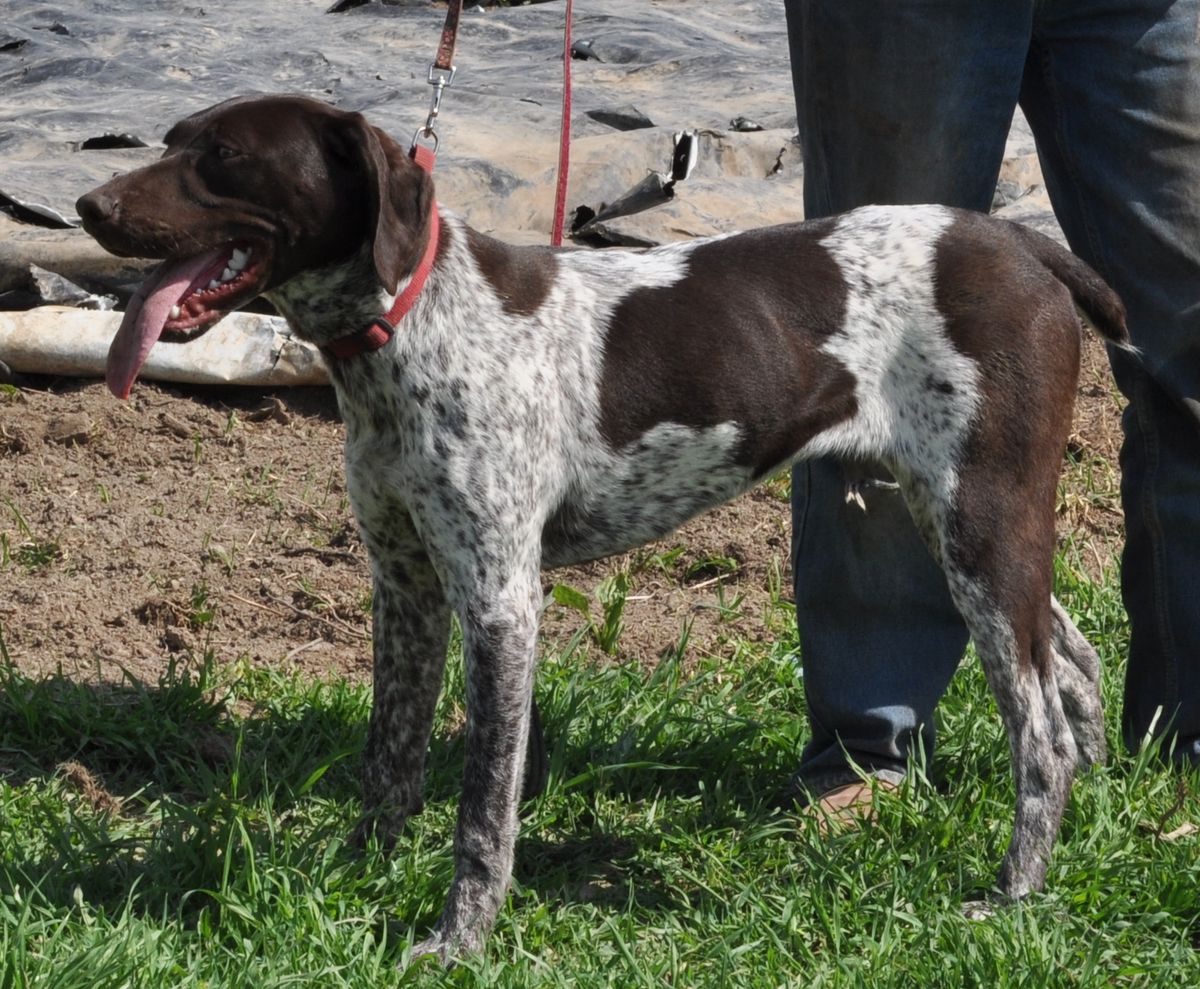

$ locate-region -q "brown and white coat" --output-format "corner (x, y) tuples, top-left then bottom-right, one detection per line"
(76, 95), (1127, 964)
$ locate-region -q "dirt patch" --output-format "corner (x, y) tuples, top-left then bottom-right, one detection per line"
(56, 759), (123, 816)
(1062, 331), (1127, 575)
(0, 332), (1124, 688)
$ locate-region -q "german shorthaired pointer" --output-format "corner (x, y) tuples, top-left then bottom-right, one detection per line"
(77, 95), (1127, 963)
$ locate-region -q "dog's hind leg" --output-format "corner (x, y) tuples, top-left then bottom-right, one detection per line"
(953, 582), (1077, 897)
(1050, 596), (1107, 769)
(896, 470), (1078, 899)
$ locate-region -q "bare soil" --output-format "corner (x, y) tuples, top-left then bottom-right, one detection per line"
(0, 335), (1123, 687)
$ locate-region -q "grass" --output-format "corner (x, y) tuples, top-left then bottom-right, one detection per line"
(1, 560), (1198, 988)
(1, 495), (61, 573)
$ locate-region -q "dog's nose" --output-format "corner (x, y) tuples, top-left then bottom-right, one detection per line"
(76, 189), (117, 228)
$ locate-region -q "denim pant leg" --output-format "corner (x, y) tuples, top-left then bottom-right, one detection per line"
(1020, 0), (1200, 762)
(783, 0), (1035, 789)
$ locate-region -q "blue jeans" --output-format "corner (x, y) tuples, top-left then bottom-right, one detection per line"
(785, 0), (1200, 790)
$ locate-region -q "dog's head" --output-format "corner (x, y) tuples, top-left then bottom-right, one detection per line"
(76, 94), (433, 398)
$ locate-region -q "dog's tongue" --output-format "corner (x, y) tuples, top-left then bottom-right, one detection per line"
(106, 249), (225, 399)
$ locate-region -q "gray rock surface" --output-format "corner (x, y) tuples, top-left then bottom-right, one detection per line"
(1, 0), (808, 244)
(0, 0), (1064, 383)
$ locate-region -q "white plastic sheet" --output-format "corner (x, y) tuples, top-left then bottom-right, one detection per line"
(0, 307), (330, 387)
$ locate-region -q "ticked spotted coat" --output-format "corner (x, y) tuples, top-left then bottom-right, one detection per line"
(77, 95), (1128, 965)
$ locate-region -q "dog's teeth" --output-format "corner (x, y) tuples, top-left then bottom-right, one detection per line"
(208, 279), (220, 290)
(229, 249), (248, 271)
(169, 305), (181, 319)
(221, 267), (236, 282)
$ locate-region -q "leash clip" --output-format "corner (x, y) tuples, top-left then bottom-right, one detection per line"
(424, 64), (455, 129)
(428, 63), (457, 91)
(410, 127), (440, 157)
(412, 63), (455, 155)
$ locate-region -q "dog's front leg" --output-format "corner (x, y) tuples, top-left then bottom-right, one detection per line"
(353, 529), (451, 847)
(413, 568), (542, 964)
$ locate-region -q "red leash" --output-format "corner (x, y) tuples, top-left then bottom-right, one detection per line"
(323, 2), (462, 360)
(325, 0), (572, 359)
(551, 0), (573, 247)
(415, 0), (572, 246)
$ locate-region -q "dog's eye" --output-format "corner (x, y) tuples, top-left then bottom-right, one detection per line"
(215, 144), (242, 161)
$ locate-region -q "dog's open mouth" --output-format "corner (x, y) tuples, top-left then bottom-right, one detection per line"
(106, 241), (269, 400)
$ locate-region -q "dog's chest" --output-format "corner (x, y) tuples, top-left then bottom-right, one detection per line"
(332, 358), (755, 569)
(332, 365), (441, 527)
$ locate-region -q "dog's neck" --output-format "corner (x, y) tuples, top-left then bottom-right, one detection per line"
(265, 245), (395, 350)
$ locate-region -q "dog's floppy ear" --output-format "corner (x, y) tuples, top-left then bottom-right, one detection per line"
(325, 112), (435, 295)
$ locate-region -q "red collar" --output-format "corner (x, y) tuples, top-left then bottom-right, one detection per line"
(322, 205), (441, 361)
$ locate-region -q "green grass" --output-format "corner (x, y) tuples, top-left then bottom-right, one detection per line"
(1, 560), (1198, 988)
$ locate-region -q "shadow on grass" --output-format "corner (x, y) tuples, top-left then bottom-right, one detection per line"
(0, 652), (797, 925)
(0, 655), (363, 800)
(0, 655), (365, 915)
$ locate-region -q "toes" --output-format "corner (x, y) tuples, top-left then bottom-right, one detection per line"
(410, 934), (452, 967)
(349, 806), (407, 852)
(962, 899), (997, 921)
(408, 926), (483, 969)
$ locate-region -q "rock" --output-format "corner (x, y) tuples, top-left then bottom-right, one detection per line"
(0, 213), (153, 298)
(1, 421), (40, 453)
(729, 115), (764, 132)
(44, 412), (91, 445)
(570, 39), (604, 62)
(585, 105), (655, 132)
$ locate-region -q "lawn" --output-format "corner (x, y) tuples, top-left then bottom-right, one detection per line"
(1, 546), (1197, 988)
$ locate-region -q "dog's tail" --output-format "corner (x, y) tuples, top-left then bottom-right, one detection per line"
(1011, 224), (1132, 352)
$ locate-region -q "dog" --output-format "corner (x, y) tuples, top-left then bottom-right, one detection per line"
(76, 94), (1126, 962)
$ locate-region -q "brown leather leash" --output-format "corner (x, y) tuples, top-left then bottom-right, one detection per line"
(433, 0), (463, 74)
(409, 0), (462, 166)
(410, 0), (573, 245)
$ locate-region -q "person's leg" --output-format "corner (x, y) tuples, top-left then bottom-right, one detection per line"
(783, 0), (1036, 790)
(789, 464), (964, 790)
(786, 0), (1032, 214)
(1021, 0), (1200, 764)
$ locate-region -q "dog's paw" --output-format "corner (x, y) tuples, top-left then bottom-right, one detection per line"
(407, 925), (483, 969)
(409, 933), (455, 968)
(348, 805), (411, 852)
(1077, 731), (1108, 771)
(961, 899), (997, 921)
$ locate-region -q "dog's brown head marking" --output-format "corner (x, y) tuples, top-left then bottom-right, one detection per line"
(79, 95), (433, 297)
(76, 95), (435, 397)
